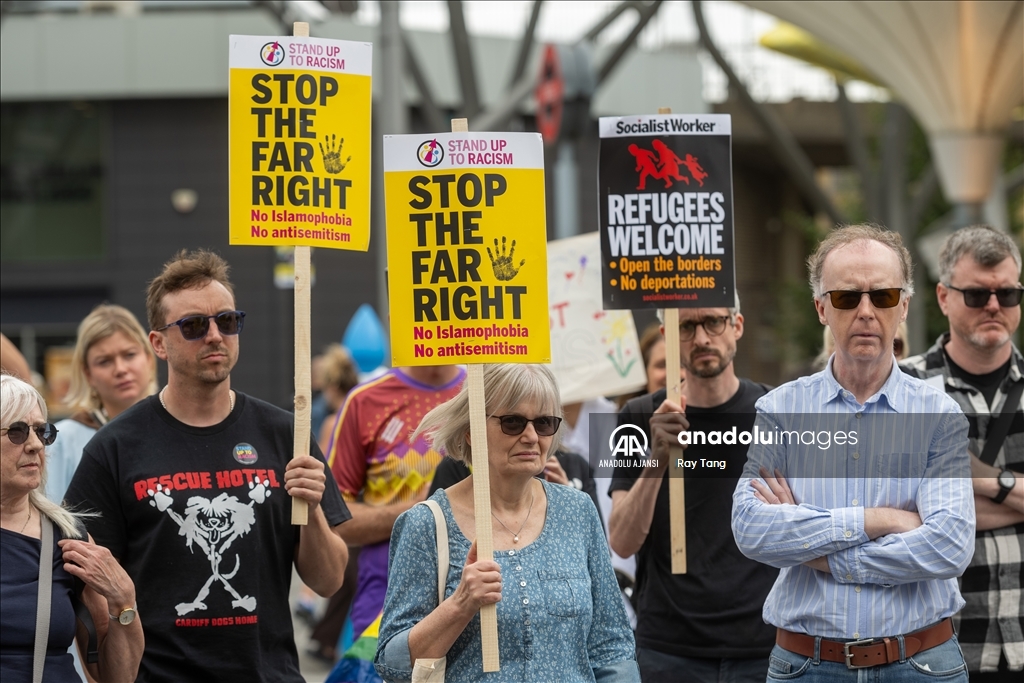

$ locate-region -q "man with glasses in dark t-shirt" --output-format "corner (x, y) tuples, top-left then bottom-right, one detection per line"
(902, 226), (1024, 680)
(608, 296), (778, 683)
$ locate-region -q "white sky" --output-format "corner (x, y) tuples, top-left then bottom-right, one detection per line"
(329, 1), (889, 103)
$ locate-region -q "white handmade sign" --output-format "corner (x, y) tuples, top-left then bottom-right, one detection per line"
(548, 232), (647, 404)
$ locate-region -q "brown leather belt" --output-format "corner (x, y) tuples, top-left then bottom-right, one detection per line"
(776, 619), (954, 670)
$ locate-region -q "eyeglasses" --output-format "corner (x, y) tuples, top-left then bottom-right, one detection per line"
(679, 316), (730, 342)
(2, 421), (58, 446)
(824, 289), (903, 310)
(943, 284), (1024, 308)
(156, 311), (246, 341)
(489, 415), (562, 437)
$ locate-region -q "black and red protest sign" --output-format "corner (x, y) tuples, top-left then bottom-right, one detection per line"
(598, 114), (735, 309)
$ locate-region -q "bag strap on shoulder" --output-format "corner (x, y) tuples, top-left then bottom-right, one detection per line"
(33, 515), (54, 683)
(418, 500), (449, 606)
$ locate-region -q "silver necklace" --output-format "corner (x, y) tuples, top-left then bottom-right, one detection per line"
(19, 505), (32, 534)
(491, 488), (536, 544)
(159, 388), (234, 413)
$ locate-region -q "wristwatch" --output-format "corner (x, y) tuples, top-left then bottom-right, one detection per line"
(109, 605), (137, 626)
(992, 469), (1017, 505)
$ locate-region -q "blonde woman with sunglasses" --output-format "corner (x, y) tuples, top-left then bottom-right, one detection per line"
(375, 364), (638, 683)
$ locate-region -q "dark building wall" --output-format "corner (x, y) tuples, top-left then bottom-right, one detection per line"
(2, 97), (382, 407)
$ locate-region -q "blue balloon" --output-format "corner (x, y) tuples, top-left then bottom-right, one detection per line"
(342, 304), (386, 373)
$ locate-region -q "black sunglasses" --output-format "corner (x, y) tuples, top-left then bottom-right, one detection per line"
(824, 288), (903, 310)
(2, 421), (58, 446)
(156, 311), (246, 341)
(489, 415), (562, 437)
(944, 284), (1024, 308)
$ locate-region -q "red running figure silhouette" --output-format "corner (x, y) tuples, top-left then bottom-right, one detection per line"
(628, 143), (663, 190)
(651, 140), (689, 188)
(681, 153), (708, 187)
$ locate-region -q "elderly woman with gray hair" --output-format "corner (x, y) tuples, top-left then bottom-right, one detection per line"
(0, 374), (143, 682)
(374, 364), (638, 683)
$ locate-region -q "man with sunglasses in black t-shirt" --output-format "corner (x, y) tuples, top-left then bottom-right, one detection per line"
(902, 225), (1024, 680)
(66, 249), (351, 683)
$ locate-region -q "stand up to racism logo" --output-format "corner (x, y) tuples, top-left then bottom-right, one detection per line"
(260, 41), (286, 66)
(598, 114), (735, 310)
(417, 139), (445, 167)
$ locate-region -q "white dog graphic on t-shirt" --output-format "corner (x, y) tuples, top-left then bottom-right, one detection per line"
(148, 479), (271, 615)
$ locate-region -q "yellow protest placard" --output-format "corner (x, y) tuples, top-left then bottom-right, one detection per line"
(384, 133), (549, 366)
(228, 34), (371, 250)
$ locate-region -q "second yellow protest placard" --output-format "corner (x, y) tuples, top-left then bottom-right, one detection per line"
(384, 133), (549, 366)
(228, 34), (372, 250)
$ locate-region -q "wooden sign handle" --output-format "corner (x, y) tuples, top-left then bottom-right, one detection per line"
(292, 20), (312, 525)
(292, 246), (312, 525)
(658, 106), (686, 574)
(466, 365), (500, 672)
(663, 307), (686, 574)
(451, 116), (500, 672)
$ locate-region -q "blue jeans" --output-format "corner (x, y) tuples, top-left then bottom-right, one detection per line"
(767, 636), (968, 682)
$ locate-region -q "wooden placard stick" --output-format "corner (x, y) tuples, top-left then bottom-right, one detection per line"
(291, 20), (312, 526)
(658, 106), (687, 574)
(458, 227), (500, 673)
(665, 305), (686, 574)
(450, 117), (501, 672)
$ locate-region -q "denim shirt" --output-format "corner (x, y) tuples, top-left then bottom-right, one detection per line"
(375, 481), (639, 683)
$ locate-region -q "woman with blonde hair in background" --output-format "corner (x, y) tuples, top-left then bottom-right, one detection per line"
(45, 305), (156, 504)
(1, 374), (144, 682)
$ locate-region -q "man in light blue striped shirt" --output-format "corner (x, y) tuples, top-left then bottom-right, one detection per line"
(732, 225), (974, 681)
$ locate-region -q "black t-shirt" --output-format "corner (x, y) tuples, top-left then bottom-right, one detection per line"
(428, 450), (604, 528)
(609, 379), (778, 659)
(946, 350), (1012, 409)
(64, 393), (350, 683)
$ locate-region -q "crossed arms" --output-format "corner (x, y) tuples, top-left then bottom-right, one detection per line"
(731, 410), (976, 586)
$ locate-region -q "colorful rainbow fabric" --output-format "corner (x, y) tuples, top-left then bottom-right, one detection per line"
(325, 612), (383, 683)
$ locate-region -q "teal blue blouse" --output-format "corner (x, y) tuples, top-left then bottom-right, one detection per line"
(375, 481), (639, 683)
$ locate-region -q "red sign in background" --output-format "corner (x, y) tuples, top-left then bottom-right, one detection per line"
(535, 44), (564, 145)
